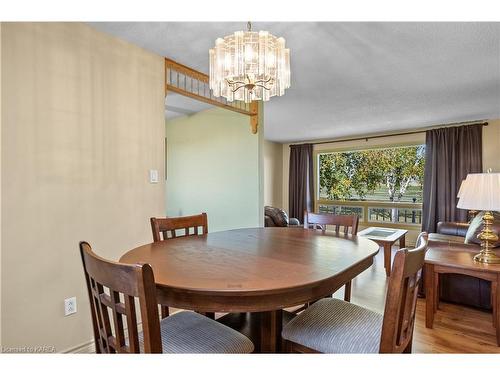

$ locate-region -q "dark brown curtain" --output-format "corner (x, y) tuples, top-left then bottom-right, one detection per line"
(422, 124), (483, 232)
(289, 144), (314, 224)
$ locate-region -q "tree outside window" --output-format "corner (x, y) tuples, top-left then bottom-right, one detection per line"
(319, 145), (425, 203)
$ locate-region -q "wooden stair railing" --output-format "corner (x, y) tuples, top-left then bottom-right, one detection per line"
(165, 58), (259, 133)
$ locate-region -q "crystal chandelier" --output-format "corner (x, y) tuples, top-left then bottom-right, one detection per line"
(209, 22), (291, 103)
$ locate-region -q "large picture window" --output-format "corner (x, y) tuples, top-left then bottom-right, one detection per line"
(316, 144), (425, 227)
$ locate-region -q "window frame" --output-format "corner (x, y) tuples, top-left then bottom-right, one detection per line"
(313, 141), (425, 230)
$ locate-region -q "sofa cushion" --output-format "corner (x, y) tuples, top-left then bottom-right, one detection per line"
(428, 233), (468, 244)
(464, 211), (500, 248)
(437, 221), (470, 237)
(439, 274), (492, 309)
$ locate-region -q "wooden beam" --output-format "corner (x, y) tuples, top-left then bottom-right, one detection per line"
(249, 101), (259, 134)
(166, 85), (254, 117)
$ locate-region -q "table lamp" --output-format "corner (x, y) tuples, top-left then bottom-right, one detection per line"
(457, 173), (500, 264)
(457, 178), (478, 221)
(457, 179), (469, 198)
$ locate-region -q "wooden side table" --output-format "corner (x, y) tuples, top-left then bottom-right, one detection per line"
(424, 245), (500, 346)
(358, 227), (408, 277)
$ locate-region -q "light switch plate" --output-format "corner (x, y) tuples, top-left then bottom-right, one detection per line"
(64, 297), (77, 316)
(149, 169), (159, 183)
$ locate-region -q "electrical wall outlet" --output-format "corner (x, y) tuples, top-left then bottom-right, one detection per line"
(64, 296), (77, 316)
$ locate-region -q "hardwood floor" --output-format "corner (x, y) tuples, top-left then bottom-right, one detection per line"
(329, 246), (500, 353)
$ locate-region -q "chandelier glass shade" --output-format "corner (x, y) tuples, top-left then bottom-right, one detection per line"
(209, 24), (291, 103)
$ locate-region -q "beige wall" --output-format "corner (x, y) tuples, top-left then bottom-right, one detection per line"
(281, 120), (500, 245)
(1, 23), (165, 352)
(263, 140), (283, 208)
(482, 119), (500, 172)
(166, 107), (262, 232)
(0, 22), (3, 348)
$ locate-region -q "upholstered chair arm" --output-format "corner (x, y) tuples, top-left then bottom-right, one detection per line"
(264, 215), (276, 227)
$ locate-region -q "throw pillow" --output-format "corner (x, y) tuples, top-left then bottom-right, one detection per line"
(464, 211), (500, 247)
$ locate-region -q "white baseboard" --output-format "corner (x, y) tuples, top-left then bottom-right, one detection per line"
(62, 340), (95, 354)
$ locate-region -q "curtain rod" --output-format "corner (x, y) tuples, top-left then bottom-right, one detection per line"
(307, 121), (489, 146)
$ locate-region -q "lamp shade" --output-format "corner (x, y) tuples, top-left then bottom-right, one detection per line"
(457, 178), (469, 198)
(457, 173), (500, 211)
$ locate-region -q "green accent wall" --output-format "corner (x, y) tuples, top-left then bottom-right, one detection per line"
(166, 107), (262, 232)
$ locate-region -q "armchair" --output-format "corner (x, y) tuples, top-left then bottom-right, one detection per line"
(264, 206), (300, 227)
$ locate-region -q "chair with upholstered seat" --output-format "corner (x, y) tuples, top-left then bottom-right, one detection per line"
(79, 241), (254, 354)
(150, 213), (210, 318)
(282, 232), (428, 353)
(304, 211), (359, 302)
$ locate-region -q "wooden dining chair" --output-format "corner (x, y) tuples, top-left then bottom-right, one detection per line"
(79, 241), (254, 354)
(150, 213), (209, 318)
(150, 213), (208, 242)
(282, 233), (428, 354)
(304, 211), (359, 235)
(304, 211), (359, 302)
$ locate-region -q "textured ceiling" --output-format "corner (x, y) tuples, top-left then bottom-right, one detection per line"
(89, 22), (500, 143)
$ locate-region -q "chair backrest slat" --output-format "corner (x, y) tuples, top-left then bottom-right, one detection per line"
(124, 295), (140, 353)
(110, 290), (126, 352)
(150, 213), (208, 242)
(303, 211), (359, 235)
(95, 283), (114, 352)
(379, 232), (428, 353)
(79, 242), (162, 353)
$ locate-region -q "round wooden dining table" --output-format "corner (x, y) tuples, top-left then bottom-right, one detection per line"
(120, 227), (379, 353)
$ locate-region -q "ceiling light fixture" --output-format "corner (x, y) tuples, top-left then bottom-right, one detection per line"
(209, 22), (291, 103)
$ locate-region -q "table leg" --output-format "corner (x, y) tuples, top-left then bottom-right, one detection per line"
(344, 281), (352, 302)
(434, 273), (439, 312)
(260, 310), (283, 353)
(491, 280), (496, 328)
(161, 305), (170, 318)
(399, 235), (406, 249)
(425, 263), (435, 329)
(495, 276), (500, 346)
(384, 243), (392, 277)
